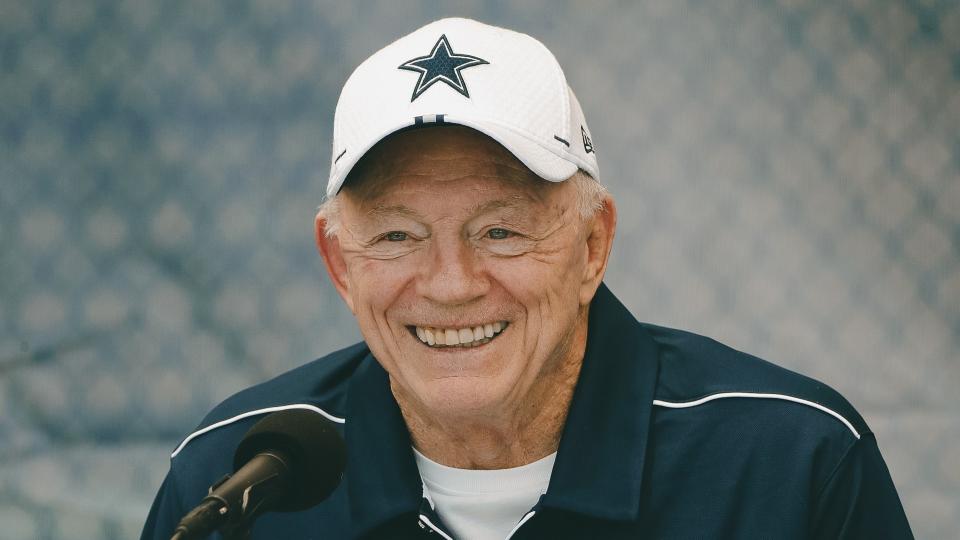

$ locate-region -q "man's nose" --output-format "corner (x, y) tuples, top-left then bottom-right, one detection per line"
(416, 238), (488, 305)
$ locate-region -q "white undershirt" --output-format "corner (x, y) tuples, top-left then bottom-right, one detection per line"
(414, 448), (556, 540)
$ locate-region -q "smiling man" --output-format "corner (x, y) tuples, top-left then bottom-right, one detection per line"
(143, 18), (911, 540)
(317, 125), (610, 474)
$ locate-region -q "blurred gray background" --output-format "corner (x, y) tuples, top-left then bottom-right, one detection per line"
(1, 0), (958, 538)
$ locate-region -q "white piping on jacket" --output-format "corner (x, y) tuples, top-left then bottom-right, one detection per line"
(505, 510), (537, 539)
(418, 515), (454, 540)
(171, 403), (345, 458)
(652, 392), (861, 439)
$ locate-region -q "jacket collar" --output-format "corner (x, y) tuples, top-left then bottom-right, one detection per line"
(344, 359), (422, 538)
(540, 283), (659, 520)
(343, 283), (660, 535)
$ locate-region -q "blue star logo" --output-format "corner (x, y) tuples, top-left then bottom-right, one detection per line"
(398, 35), (488, 102)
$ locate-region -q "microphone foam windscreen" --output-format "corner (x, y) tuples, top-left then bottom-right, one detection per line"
(234, 408), (347, 511)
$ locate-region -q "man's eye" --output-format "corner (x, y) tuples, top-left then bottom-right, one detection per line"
(486, 228), (511, 240)
(384, 231), (408, 242)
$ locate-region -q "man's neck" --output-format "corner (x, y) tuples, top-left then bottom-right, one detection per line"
(393, 319), (587, 470)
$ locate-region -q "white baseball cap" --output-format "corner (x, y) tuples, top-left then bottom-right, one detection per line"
(327, 17), (599, 198)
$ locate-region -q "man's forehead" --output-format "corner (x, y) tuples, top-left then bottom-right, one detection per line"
(361, 195), (540, 221)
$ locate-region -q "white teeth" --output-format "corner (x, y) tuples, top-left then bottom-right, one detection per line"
(413, 322), (508, 348)
(445, 329), (459, 345)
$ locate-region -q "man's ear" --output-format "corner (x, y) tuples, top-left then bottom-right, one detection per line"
(580, 195), (617, 306)
(315, 214), (355, 313)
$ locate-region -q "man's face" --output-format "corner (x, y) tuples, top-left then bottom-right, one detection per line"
(317, 126), (611, 419)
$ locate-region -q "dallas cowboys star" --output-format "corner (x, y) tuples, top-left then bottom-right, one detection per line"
(398, 34), (487, 101)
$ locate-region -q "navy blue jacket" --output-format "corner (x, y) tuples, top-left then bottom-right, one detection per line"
(142, 284), (912, 539)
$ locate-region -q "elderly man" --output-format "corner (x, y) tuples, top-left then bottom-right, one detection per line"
(143, 18), (912, 540)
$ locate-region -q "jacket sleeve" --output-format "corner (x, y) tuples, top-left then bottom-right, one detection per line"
(810, 433), (913, 539)
(141, 468), (185, 540)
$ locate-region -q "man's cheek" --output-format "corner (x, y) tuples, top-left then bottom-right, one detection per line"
(351, 259), (410, 292)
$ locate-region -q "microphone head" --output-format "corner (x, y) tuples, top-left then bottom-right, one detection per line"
(233, 408), (347, 512)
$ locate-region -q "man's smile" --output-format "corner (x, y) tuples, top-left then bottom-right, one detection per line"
(408, 322), (510, 348)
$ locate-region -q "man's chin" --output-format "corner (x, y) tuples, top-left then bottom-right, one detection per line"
(411, 378), (509, 418)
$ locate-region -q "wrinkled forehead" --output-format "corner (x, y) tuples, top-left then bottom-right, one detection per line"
(341, 126), (558, 206)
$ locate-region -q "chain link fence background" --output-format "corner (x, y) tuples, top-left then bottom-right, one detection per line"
(1, 1), (957, 538)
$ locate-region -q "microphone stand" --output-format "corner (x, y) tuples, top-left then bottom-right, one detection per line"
(170, 452), (290, 540)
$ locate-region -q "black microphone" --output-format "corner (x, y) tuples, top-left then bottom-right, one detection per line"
(170, 408), (347, 540)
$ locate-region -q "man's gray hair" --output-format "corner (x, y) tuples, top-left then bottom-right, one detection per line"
(317, 170), (607, 238)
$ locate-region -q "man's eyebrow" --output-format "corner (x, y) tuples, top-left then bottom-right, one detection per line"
(469, 197), (533, 216)
(363, 204), (421, 219)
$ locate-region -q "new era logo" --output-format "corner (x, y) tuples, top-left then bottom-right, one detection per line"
(581, 126), (594, 154)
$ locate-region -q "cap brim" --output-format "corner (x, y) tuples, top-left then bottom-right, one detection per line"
(448, 116), (579, 183)
(327, 118), (579, 198)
